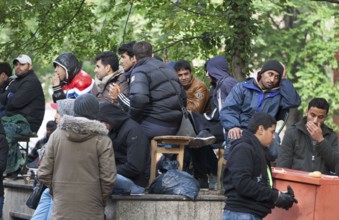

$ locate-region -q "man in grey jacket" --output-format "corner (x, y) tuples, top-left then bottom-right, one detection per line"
(277, 98), (339, 174)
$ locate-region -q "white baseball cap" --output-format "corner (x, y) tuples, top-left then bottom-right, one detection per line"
(13, 54), (32, 65)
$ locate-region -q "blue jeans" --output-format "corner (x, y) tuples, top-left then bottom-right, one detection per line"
(222, 210), (262, 220)
(31, 188), (53, 220)
(112, 174), (145, 195)
(0, 195), (4, 218)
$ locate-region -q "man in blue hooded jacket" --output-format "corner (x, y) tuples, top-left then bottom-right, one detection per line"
(188, 56), (238, 189)
(220, 60), (301, 160)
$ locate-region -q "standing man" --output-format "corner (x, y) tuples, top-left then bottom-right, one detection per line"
(129, 41), (182, 139)
(174, 60), (209, 114)
(0, 55), (45, 133)
(52, 52), (94, 102)
(220, 60), (301, 159)
(223, 112), (298, 219)
(39, 94), (116, 219)
(91, 51), (129, 103)
(277, 98), (339, 174)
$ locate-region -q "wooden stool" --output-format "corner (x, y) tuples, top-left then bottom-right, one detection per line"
(149, 135), (193, 186)
(216, 148), (225, 191)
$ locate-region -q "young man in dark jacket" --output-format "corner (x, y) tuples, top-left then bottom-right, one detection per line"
(98, 103), (149, 194)
(223, 112), (298, 219)
(0, 55), (45, 133)
(128, 41), (182, 139)
(0, 121), (9, 219)
(277, 98), (339, 174)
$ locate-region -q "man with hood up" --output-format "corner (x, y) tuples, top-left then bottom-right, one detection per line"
(52, 52), (94, 102)
(187, 56), (238, 189)
(98, 103), (149, 194)
(220, 60), (301, 160)
(38, 94), (116, 220)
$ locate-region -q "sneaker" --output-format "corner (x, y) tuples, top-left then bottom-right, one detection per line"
(188, 130), (216, 148)
(208, 174), (218, 190)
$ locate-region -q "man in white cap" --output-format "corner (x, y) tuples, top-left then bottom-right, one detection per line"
(0, 54), (45, 133)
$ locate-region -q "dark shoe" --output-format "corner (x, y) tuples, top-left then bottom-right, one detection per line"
(188, 130), (216, 148)
(208, 174), (218, 190)
(198, 177), (209, 189)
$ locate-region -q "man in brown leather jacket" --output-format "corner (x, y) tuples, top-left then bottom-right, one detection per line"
(174, 60), (209, 114)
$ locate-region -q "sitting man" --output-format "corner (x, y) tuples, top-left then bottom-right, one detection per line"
(223, 112), (297, 219)
(0, 62), (15, 117)
(52, 52), (94, 102)
(277, 98), (339, 175)
(0, 54), (45, 133)
(91, 51), (129, 103)
(27, 120), (57, 168)
(98, 103), (149, 194)
(220, 60), (301, 160)
(174, 60), (209, 114)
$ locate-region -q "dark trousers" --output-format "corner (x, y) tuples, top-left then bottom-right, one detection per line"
(191, 112), (224, 143)
(190, 146), (218, 179)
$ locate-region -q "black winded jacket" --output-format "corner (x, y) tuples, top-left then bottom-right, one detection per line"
(129, 57), (182, 126)
(0, 122), (9, 196)
(98, 103), (150, 187)
(223, 130), (279, 218)
(0, 70), (45, 133)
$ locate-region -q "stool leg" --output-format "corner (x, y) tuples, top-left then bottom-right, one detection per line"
(217, 148), (225, 191)
(149, 139), (157, 186)
(176, 145), (185, 171)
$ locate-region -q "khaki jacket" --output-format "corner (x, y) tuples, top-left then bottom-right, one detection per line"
(39, 115), (116, 220)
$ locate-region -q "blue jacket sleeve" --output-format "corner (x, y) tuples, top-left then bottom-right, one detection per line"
(220, 83), (243, 131)
(279, 79), (301, 110)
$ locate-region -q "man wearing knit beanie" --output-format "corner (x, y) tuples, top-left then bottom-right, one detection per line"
(74, 93), (99, 120)
(220, 59), (301, 160)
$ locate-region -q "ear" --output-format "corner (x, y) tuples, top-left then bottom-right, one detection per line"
(257, 125), (264, 135)
(132, 56), (137, 63)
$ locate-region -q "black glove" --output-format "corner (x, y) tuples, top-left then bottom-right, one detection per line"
(275, 185), (298, 210)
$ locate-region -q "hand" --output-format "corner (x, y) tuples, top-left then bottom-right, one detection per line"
(275, 185), (298, 210)
(108, 83), (121, 103)
(306, 121), (324, 143)
(228, 127), (242, 140)
(52, 73), (60, 86)
(280, 62), (287, 79)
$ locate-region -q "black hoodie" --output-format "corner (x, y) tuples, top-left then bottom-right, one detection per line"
(223, 130), (279, 218)
(0, 122), (9, 196)
(98, 103), (150, 187)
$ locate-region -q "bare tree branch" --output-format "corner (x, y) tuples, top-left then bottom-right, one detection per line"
(312, 0), (339, 3)
(122, 0), (134, 44)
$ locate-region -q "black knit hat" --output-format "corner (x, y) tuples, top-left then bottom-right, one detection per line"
(74, 94), (99, 120)
(258, 60), (284, 81)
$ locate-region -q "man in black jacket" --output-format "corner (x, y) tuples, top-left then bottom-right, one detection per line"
(0, 121), (9, 219)
(98, 103), (149, 194)
(223, 112), (297, 219)
(0, 55), (45, 133)
(129, 41), (182, 139)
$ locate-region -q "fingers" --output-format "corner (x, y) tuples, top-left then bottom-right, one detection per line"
(228, 128), (242, 139)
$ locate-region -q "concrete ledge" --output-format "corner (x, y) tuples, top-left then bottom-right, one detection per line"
(4, 179), (225, 220)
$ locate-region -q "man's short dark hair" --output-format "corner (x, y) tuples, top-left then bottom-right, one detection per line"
(94, 51), (119, 72)
(174, 60), (191, 72)
(247, 112), (277, 134)
(308, 97), (329, 114)
(0, 62), (12, 77)
(118, 41), (136, 57)
(133, 41), (152, 61)
(46, 120), (57, 129)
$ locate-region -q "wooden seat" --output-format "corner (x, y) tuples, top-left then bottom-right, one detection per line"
(149, 135), (193, 186)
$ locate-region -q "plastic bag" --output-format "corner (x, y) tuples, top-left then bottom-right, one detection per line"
(149, 169), (200, 200)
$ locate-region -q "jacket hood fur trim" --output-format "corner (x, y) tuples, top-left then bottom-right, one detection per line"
(59, 115), (108, 142)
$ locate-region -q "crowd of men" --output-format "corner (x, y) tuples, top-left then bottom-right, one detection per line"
(0, 40), (338, 219)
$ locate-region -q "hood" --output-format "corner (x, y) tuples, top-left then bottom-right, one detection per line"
(205, 56), (230, 81)
(98, 103), (129, 132)
(53, 52), (82, 84)
(59, 115), (108, 142)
